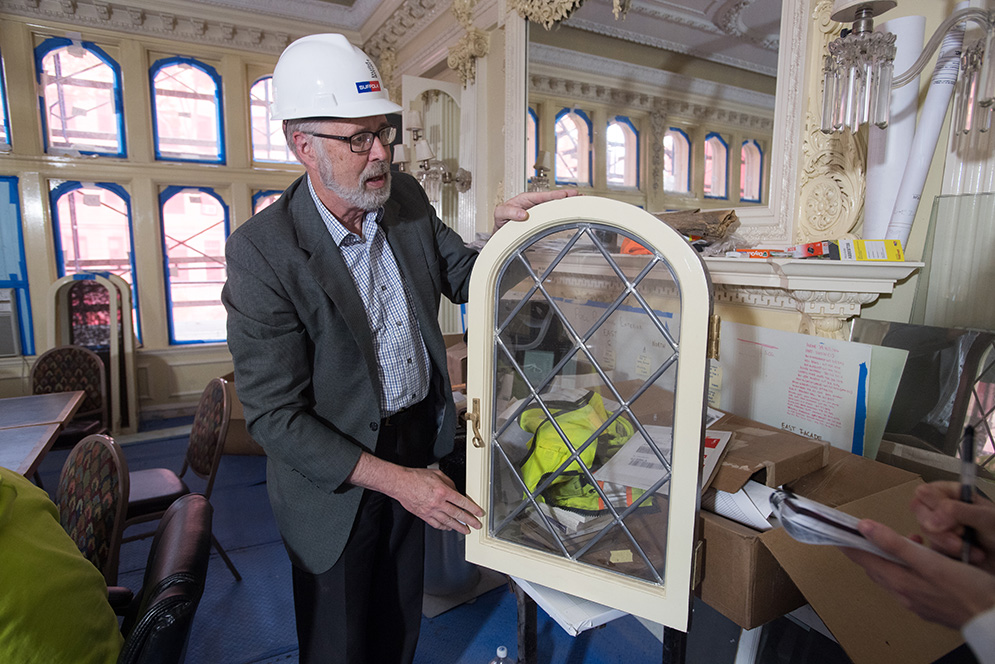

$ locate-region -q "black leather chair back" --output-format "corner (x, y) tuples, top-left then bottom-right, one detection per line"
(118, 493), (213, 664)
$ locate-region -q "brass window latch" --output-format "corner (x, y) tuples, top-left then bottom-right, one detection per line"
(464, 397), (484, 448)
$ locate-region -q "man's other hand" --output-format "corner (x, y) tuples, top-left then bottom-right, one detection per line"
(492, 189), (579, 233)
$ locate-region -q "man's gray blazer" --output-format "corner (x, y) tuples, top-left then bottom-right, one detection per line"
(222, 172), (478, 574)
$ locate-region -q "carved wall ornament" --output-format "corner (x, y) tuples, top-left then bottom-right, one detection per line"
(509, 0), (585, 30)
(378, 48), (399, 106)
(796, 0), (867, 244)
(447, 0), (489, 87)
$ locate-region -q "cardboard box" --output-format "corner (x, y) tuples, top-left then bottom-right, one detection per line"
(221, 371), (265, 456)
(444, 333), (467, 390)
(699, 447), (964, 664)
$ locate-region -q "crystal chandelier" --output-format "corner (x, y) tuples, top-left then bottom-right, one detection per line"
(822, 0), (994, 135)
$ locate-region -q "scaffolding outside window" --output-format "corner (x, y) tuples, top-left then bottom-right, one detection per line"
(0, 176), (33, 355)
(35, 38), (126, 157)
(159, 186), (229, 344)
(150, 57), (225, 164)
(662, 128), (690, 194)
(526, 107), (538, 179)
(607, 116), (639, 188)
(554, 109), (591, 186)
(741, 140), (764, 203)
(250, 76), (294, 164)
(49, 181), (141, 343)
(703, 132), (728, 199)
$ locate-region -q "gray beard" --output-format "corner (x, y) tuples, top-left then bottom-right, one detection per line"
(315, 145), (392, 211)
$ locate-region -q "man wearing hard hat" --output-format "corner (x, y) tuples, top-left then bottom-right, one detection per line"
(223, 34), (573, 663)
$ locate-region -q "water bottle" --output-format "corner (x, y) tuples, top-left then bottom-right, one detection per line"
(488, 645), (512, 663)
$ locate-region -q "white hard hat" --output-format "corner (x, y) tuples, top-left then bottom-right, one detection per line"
(270, 34), (402, 120)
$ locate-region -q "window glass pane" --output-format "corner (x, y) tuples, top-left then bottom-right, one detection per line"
(51, 182), (141, 343)
(0, 52), (10, 150)
(662, 129), (689, 194)
(161, 187), (228, 343)
(607, 118), (638, 188)
(703, 134), (728, 199)
(555, 110), (590, 186)
(37, 41), (124, 156)
(250, 76), (294, 163)
(741, 140), (763, 203)
(152, 59), (224, 163)
(253, 190), (281, 214)
(0, 176), (33, 355)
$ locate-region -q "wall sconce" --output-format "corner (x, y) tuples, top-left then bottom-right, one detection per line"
(409, 137), (473, 206)
(528, 150), (553, 192)
(405, 110), (425, 142)
(821, 0), (994, 134)
(392, 143), (409, 173)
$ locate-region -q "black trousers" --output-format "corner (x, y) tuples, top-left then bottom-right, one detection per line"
(292, 399), (434, 664)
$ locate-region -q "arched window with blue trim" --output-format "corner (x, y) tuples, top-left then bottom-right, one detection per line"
(35, 38), (126, 157)
(741, 139), (764, 203)
(0, 50), (11, 151)
(607, 116), (639, 188)
(0, 177), (34, 355)
(49, 181), (141, 341)
(253, 189), (282, 214)
(160, 186), (229, 344)
(703, 132), (729, 199)
(526, 106), (538, 178)
(250, 76), (294, 163)
(150, 57), (225, 164)
(554, 108), (591, 186)
(663, 128), (691, 194)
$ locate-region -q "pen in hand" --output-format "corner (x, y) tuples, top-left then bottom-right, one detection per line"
(961, 425), (977, 564)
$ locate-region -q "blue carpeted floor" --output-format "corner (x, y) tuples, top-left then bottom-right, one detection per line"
(32, 419), (977, 664)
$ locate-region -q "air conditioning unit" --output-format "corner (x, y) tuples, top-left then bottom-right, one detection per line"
(0, 289), (21, 357)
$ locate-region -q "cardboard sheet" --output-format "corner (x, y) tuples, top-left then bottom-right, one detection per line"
(761, 481), (964, 664)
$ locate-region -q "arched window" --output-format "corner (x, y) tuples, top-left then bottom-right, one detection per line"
(50, 181), (141, 339)
(150, 57), (225, 163)
(741, 140), (764, 203)
(35, 38), (126, 157)
(250, 76), (294, 163)
(253, 189), (282, 214)
(607, 116), (639, 188)
(0, 50), (10, 151)
(0, 176), (33, 355)
(526, 107), (538, 178)
(159, 186), (229, 343)
(703, 132), (728, 199)
(554, 109), (591, 186)
(662, 128), (690, 194)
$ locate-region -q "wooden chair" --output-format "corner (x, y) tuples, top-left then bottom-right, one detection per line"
(124, 377), (241, 581)
(31, 344), (109, 447)
(55, 433), (129, 586)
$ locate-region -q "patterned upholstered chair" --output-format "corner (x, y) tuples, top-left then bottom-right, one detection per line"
(31, 344), (109, 447)
(124, 377), (241, 580)
(55, 433), (129, 586)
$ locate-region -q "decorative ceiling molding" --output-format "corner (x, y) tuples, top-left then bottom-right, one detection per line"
(362, 0), (447, 60)
(713, 0), (779, 51)
(530, 43), (776, 115)
(1, 0), (298, 53)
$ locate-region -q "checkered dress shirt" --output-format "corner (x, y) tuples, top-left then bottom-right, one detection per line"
(307, 176), (430, 416)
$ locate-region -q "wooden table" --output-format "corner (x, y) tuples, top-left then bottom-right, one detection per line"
(0, 391), (85, 476)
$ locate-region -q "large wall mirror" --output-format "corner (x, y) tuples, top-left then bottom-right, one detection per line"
(508, 0), (811, 245)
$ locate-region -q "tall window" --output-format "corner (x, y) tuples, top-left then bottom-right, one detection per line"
(606, 116), (639, 188)
(250, 76), (294, 163)
(0, 50), (10, 151)
(35, 38), (126, 157)
(554, 109), (591, 186)
(662, 128), (690, 194)
(526, 107), (538, 178)
(253, 189), (282, 214)
(0, 176), (33, 355)
(50, 181), (140, 338)
(160, 187), (229, 343)
(703, 133), (728, 199)
(150, 57), (224, 163)
(741, 140), (764, 203)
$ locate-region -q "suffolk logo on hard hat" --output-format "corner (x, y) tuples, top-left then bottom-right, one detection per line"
(356, 81), (382, 94)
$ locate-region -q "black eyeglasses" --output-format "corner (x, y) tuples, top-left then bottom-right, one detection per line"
(307, 126), (397, 153)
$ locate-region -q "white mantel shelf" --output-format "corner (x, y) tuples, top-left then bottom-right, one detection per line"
(703, 257), (923, 338)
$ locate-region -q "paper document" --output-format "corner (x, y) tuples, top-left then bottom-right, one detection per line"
(702, 480), (776, 531)
(512, 576), (625, 636)
(593, 427), (732, 494)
